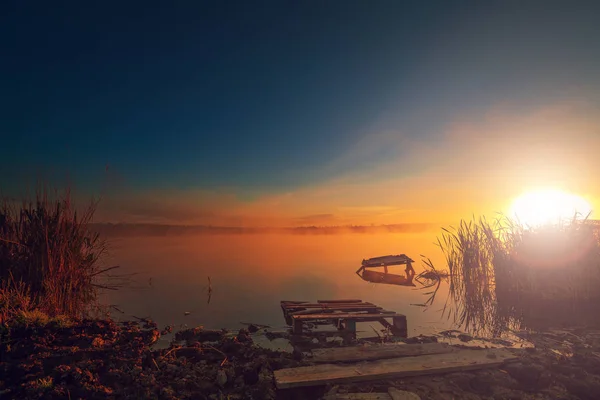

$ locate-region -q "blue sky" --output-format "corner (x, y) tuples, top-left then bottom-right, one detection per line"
(2, 1), (600, 224)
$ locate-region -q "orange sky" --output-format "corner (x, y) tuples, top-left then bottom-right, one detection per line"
(96, 99), (600, 227)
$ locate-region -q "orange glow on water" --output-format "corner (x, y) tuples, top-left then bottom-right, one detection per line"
(102, 232), (451, 336)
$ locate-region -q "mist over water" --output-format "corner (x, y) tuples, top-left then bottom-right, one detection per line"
(99, 232), (454, 339)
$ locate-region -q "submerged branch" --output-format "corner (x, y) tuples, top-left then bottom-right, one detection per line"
(414, 255), (449, 308)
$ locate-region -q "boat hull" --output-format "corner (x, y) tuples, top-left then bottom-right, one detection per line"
(361, 254), (414, 267)
(358, 269), (416, 286)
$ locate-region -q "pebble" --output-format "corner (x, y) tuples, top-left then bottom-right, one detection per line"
(388, 387), (421, 400)
(216, 369), (228, 387)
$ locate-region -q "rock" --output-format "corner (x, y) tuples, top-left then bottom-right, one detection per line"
(166, 364), (178, 374)
(175, 327), (223, 343)
(142, 329), (161, 346)
(404, 335), (437, 344)
(563, 378), (600, 400)
(216, 369), (227, 387)
(439, 330), (462, 337)
(234, 375), (245, 386)
(292, 348), (303, 360)
(469, 375), (495, 395)
(322, 385), (339, 399)
(247, 324), (260, 333)
(160, 386), (175, 397)
(264, 331), (287, 341)
(326, 336), (344, 344)
(243, 368), (259, 385)
(458, 334), (473, 342)
(173, 347), (203, 361)
(504, 362), (547, 390)
(388, 387), (421, 400)
(195, 379), (216, 393)
(447, 372), (475, 392)
(237, 329), (251, 343)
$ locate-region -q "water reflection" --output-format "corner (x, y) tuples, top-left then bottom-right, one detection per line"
(99, 232), (455, 337)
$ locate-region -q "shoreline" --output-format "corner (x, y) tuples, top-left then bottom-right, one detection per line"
(2, 317), (600, 399)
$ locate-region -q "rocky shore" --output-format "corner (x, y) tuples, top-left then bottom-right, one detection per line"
(2, 318), (600, 400)
(0, 319), (302, 399)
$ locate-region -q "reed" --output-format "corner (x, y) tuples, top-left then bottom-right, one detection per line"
(435, 214), (600, 335)
(0, 186), (117, 323)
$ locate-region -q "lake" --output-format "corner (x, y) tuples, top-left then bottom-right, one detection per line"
(99, 231), (456, 343)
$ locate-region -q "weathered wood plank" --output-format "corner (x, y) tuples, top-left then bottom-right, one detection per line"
(285, 304), (378, 310)
(322, 386), (392, 400)
(392, 316), (407, 338)
(275, 348), (517, 389)
(293, 312), (399, 320)
(290, 307), (382, 316)
(334, 394), (392, 400)
(318, 299), (363, 303)
(388, 388), (421, 400)
(311, 342), (454, 363)
(325, 389), (419, 400)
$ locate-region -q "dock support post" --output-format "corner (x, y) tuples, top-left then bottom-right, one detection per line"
(344, 319), (356, 333)
(343, 319), (357, 344)
(392, 315), (407, 337)
(293, 319), (303, 335)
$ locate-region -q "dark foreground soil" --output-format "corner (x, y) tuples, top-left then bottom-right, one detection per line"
(0, 319), (303, 399)
(2, 319), (600, 400)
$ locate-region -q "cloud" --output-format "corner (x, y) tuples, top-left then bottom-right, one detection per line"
(93, 98), (600, 226)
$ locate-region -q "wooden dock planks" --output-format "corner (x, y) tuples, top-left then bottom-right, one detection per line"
(285, 304), (378, 310)
(324, 387), (421, 400)
(311, 342), (454, 363)
(289, 307), (381, 316)
(318, 299), (363, 303)
(281, 299), (407, 337)
(275, 348), (518, 389)
(293, 312), (398, 320)
(331, 394), (391, 400)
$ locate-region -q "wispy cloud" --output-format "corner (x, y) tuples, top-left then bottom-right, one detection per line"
(93, 98), (600, 226)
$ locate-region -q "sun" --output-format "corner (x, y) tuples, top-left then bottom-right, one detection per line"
(509, 189), (592, 227)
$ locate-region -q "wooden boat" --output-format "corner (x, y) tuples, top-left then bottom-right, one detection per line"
(356, 254), (416, 287)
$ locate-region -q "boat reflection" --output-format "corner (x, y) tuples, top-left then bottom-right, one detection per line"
(356, 254), (416, 287)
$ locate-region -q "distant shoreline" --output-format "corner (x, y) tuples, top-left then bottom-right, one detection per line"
(89, 222), (440, 237)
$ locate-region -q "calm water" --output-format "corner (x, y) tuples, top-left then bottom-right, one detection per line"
(99, 232), (455, 340)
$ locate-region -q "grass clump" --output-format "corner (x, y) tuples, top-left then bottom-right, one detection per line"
(0, 186), (117, 323)
(36, 377), (54, 390)
(435, 215), (600, 335)
(14, 309), (50, 327)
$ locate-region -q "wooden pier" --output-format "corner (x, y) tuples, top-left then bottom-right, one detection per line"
(275, 347), (518, 389)
(280, 299), (407, 338)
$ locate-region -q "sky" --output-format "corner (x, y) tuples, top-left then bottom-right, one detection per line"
(2, 1), (600, 226)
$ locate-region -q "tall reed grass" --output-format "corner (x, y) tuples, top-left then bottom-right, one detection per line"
(0, 187), (116, 323)
(436, 215), (600, 335)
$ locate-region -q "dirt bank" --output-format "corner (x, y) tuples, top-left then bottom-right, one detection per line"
(2, 319), (600, 400)
(0, 319), (302, 399)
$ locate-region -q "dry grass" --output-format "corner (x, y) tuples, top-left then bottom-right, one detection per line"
(434, 214), (600, 335)
(0, 186), (118, 323)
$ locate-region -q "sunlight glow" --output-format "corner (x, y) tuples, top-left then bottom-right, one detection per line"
(509, 189), (593, 227)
